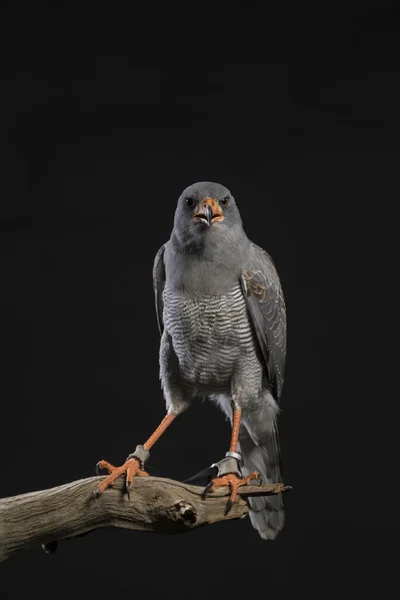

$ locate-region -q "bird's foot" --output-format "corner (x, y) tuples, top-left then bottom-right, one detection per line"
(93, 446), (150, 499)
(204, 471), (260, 514)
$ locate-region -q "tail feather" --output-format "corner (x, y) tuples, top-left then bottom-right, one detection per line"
(238, 425), (285, 540)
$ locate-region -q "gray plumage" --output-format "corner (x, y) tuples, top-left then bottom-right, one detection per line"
(153, 181), (287, 540)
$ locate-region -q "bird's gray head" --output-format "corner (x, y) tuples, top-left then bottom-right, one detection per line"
(172, 182), (245, 250)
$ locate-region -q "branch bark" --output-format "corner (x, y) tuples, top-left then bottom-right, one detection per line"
(0, 475), (290, 563)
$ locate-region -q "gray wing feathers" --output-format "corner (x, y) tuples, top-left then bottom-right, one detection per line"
(153, 245), (166, 335)
(241, 243), (287, 401)
(239, 244), (287, 539)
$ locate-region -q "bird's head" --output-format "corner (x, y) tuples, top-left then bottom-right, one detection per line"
(173, 182), (244, 249)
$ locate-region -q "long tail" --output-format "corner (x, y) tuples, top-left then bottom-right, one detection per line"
(238, 423), (285, 540)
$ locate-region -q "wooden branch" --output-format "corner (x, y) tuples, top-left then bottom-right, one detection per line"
(0, 475), (290, 563)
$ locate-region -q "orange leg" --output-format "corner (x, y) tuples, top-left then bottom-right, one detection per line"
(229, 407), (241, 453)
(204, 408), (260, 514)
(142, 413), (176, 451)
(94, 413), (176, 499)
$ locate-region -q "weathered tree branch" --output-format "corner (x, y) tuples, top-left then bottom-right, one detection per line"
(0, 475), (290, 563)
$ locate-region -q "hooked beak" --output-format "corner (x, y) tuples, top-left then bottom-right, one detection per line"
(193, 198), (224, 227)
(203, 204), (213, 226)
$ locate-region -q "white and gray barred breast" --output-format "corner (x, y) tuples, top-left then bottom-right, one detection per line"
(162, 283), (264, 394)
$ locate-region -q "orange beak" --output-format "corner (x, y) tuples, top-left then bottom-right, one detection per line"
(193, 197), (224, 226)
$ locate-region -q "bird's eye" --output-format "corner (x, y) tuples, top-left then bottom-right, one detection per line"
(220, 196), (229, 207)
(186, 197), (195, 207)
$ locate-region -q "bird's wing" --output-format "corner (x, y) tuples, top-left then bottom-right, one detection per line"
(241, 243), (287, 401)
(153, 244), (166, 335)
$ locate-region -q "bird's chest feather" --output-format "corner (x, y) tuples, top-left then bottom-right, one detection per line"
(163, 284), (254, 387)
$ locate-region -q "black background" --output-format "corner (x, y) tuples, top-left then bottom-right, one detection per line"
(0, 2), (397, 598)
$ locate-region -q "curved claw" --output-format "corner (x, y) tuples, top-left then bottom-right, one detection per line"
(42, 541), (58, 554)
(225, 499), (233, 515)
(92, 486), (101, 500)
(95, 461), (101, 476)
(125, 480), (131, 500)
(203, 480), (214, 499)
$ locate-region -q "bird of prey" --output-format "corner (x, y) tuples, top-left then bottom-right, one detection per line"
(94, 181), (287, 540)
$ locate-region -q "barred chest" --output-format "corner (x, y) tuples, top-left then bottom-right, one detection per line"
(162, 283), (257, 390)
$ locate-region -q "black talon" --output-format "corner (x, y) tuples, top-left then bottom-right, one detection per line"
(225, 499), (233, 515)
(42, 541), (58, 554)
(95, 462), (101, 475)
(203, 481), (214, 499)
(126, 481), (131, 500)
(92, 487), (101, 500)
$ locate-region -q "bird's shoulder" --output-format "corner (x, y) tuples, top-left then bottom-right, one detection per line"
(153, 244), (168, 335)
(153, 243), (167, 283)
(242, 242), (282, 297)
